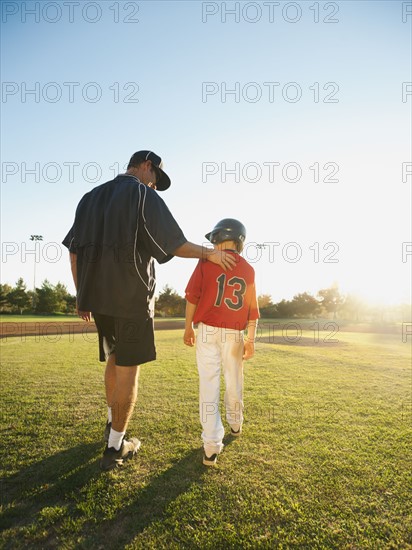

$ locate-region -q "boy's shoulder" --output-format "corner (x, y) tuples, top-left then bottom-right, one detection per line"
(201, 251), (255, 276)
(236, 254), (255, 274)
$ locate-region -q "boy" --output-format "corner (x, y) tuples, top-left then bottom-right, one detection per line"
(184, 218), (259, 466)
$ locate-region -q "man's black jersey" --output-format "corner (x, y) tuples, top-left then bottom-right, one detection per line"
(63, 175), (187, 318)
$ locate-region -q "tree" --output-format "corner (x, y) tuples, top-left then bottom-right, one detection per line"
(34, 280), (77, 315)
(64, 293), (77, 315)
(341, 294), (365, 322)
(155, 285), (185, 317)
(35, 280), (60, 314)
(290, 292), (321, 318)
(317, 285), (344, 319)
(258, 294), (273, 309)
(54, 282), (75, 313)
(8, 278), (31, 314)
(274, 299), (295, 318)
(0, 284), (13, 313)
(258, 294), (279, 318)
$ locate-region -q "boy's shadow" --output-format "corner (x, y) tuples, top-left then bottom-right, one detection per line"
(81, 433), (237, 548)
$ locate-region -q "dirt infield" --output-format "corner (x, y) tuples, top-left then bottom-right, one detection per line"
(0, 320), (185, 339)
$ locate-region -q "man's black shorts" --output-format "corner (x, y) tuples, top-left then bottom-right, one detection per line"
(93, 313), (156, 366)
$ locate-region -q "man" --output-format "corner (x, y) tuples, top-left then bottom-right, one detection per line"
(63, 150), (236, 471)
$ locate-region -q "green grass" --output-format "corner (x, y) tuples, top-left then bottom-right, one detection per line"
(0, 328), (411, 549)
(0, 314), (79, 323)
(0, 316), (185, 324)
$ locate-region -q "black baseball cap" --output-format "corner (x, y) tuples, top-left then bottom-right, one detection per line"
(128, 150), (171, 191)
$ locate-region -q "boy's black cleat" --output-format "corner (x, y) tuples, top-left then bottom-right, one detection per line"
(100, 437), (141, 471)
(203, 453), (218, 466)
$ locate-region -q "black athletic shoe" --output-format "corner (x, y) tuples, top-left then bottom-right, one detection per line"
(100, 437), (141, 471)
(104, 421), (111, 443)
(203, 453), (218, 466)
(230, 427), (242, 436)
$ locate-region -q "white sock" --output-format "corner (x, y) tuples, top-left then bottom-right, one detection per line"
(108, 428), (125, 451)
(107, 407), (112, 424)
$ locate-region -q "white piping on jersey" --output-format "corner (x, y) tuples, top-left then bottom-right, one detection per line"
(134, 184), (151, 291)
(141, 185), (168, 257)
(69, 237), (75, 252)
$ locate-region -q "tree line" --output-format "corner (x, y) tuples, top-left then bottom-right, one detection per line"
(0, 279), (408, 322)
(0, 278), (76, 315)
(154, 285), (356, 320)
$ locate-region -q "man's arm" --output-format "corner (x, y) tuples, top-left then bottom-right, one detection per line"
(69, 252), (91, 322)
(70, 252), (78, 289)
(183, 300), (197, 347)
(173, 242), (236, 271)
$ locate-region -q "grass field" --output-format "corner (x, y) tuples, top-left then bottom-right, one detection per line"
(0, 315), (79, 323)
(0, 316), (185, 324)
(0, 324), (411, 549)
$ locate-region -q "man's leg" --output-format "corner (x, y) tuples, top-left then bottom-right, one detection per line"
(110, 364), (140, 432)
(100, 364), (141, 471)
(105, 353), (117, 406)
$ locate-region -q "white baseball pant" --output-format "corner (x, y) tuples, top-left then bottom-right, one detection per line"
(196, 322), (244, 457)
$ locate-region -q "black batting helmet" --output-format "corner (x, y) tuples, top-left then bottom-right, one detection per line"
(205, 218), (246, 245)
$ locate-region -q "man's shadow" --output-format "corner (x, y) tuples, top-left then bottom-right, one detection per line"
(0, 441), (102, 531)
(1, 434), (236, 547)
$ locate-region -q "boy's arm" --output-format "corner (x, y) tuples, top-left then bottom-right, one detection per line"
(243, 281), (259, 360)
(243, 319), (257, 360)
(183, 300), (197, 347)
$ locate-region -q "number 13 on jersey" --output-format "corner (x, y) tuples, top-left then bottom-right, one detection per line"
(214, 274), (247, 311)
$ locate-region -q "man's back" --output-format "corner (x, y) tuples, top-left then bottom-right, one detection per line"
(63, 175), (187, 317)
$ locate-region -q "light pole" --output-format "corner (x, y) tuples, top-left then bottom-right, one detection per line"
(30, 235), (43, 308)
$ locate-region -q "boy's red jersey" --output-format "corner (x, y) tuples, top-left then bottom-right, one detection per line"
(185, 251), (260, 330)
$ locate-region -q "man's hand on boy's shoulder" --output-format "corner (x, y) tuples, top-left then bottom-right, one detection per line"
(184, 327), (196, 347)
(243, 340), (255, 360)
(207, 248), (238, 271)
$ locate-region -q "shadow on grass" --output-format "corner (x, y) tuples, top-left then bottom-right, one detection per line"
(0, 441), (102, 531)
(1, 435), (236, 547)
(81, 434), (236, 549)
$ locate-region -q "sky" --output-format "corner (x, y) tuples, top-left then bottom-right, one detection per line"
(1, 0), (411, 306)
